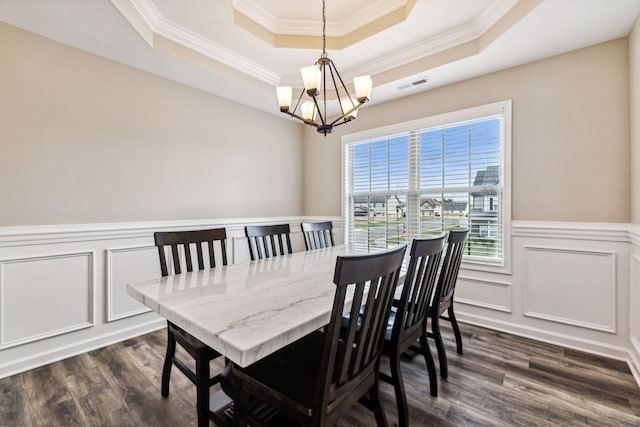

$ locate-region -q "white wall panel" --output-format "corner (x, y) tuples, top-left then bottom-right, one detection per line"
(630, 253), (640, 383)
(455, 276), (511, 313)
(0, 252), (94, 348)
(0, 216), (340, 378)
(522, 246), (616, 332)
(106, 245), (159, 322)
(0, 218), (634, 384)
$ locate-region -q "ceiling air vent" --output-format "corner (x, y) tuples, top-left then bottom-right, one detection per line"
(397, 77), (429, 90)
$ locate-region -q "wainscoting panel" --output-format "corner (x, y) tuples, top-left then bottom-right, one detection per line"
(522, 245), (616, 332)
(0, 252), (94, 349)
(455, 221), (633, 380)
(455, 276), (511, 313)
(106, 245), (159, 322)
(0, 217), (341, 379)
(1, 218), (636, 383)
(630, 250), (640, 383)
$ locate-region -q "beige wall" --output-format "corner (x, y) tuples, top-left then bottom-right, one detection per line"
(0, 23), (304, 226)
(631, 18), (640, 225)
(303, 38), (631, 223)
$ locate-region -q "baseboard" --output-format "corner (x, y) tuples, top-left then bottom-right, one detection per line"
(0, 318), (165, 379)
(457, 312), (631, 362)
(630, 337), (640, 386)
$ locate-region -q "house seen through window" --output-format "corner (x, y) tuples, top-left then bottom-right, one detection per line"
(343, 101), (510, 266)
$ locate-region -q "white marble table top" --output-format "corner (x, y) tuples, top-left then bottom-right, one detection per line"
(127, 245), (364, 367)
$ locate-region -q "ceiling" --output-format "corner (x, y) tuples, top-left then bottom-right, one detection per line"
(1, 0), (640, 119)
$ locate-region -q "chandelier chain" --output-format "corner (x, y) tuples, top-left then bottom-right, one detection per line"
(322, 0), (327, 57)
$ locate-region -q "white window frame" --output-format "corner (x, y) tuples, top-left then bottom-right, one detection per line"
(341, 100), (512, 274)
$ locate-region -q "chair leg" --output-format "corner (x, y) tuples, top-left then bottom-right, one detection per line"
(161, 326), (176, 398)
(195, 354), (210, 427)
(233, 377), (249, 427)
(419, 335), (437, 397)
(389, 351), (409, 427)
(431, 315), (448, 379)
(370, 383), (389, 427)
(448, 306), (463, 354)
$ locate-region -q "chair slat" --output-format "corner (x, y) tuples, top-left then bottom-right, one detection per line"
(171, 244), (181, 274)
(154, 228), (228, 276)
(184, 243), (193, 272)
(301, 221), (335, 251)
(244, 224), (292, 261)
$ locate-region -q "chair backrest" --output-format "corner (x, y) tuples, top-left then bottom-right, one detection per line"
(317, 244), (407, 422)
(244, 224), (292, 261)
(391, 234), (446, 342)
(300, 221), (335, 251)
(432, 229), (469, 313)
(154, 228), (228, 276)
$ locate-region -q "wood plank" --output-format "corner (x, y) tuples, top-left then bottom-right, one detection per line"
(1, 323), (639, 427)
(90, 343), (192, 426)
(0, 373), (31, 426)
(23, 364), (84, 426)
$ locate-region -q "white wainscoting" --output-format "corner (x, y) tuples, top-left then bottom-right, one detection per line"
(629, 226), (640, 383)
(106, 245), (157, 322)
(0, 216), (342, 379)
(521, 245), (616, 333)
(0, 218), (637, 384)
(0, 251), (94, 349)
(455, 221), (634, 373)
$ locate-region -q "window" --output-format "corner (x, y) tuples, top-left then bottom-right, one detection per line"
(343, 101), (511, 268)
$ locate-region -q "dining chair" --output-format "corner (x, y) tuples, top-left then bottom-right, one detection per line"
(154, 228), (228, 427)
(428, 228), (469, 379)
(300, 220), (335, 250)
(380, 234), (446, 427)
(231, 244), (407, 427)
(244, 224), (292, 260)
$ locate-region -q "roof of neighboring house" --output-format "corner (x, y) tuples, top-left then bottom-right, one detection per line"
(353, 195), (401, 204)
(442, 201), (468, 212)
(473, 165), (500, 186)
(420, 198), (441, 209)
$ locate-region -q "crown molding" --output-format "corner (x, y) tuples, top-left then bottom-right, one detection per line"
(342, 0), (519, 79)
(116, 0), (525, 89)
(476, 0), (520, 35)
(125, 0), (281, 86)
(154, 18), (280, 86)
(130, 0), (161, 27)
(229, 0), (410, 37)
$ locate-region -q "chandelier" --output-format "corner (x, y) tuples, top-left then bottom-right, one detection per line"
(276, 0), (372, 136)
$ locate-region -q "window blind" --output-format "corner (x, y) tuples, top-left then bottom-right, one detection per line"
(345, 112), (505, 264)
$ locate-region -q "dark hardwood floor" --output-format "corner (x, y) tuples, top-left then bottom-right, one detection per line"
(1, 323), (639, 426)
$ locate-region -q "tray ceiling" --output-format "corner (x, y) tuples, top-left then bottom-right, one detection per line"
(1, 0), (640, 118)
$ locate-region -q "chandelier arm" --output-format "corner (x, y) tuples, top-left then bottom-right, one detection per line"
(326, 62), (348, 115)
(333, 119), (351, 128)
(290, 88), (305, 116)
(311, 94), (327, 126)
(329, 102), (362, 127)
(330, 61), (353, 103)
(284, 111), (319, 128)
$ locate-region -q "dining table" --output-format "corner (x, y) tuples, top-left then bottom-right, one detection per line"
(127, 244), (388, 424)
